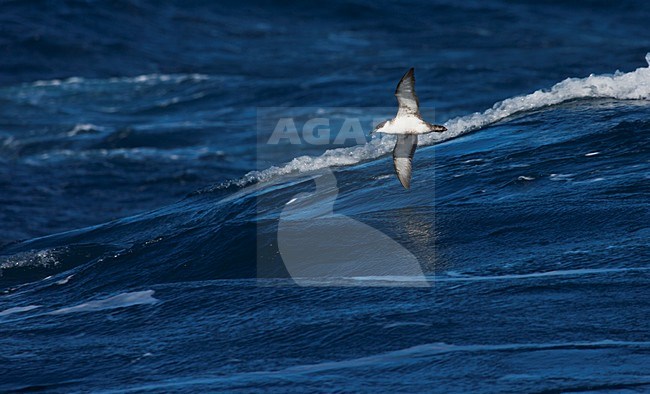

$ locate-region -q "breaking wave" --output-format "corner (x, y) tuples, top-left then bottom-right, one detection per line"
(218, 54), (650, 189)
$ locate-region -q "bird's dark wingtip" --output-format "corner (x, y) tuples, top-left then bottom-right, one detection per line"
(400, 68), (414, 80)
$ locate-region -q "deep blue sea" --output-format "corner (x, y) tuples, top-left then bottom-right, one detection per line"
(2, 1), (650, 392)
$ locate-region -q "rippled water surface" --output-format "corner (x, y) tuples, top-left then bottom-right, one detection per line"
(1, 1), (650, 392)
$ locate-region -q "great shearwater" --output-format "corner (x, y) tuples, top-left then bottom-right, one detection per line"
(373, 68), (447, 189)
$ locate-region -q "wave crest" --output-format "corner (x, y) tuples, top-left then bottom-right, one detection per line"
(218, 54), (650, 190)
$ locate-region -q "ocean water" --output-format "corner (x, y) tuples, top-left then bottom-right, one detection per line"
(2, 1), (650, 392)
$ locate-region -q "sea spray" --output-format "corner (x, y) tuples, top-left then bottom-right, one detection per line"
(216, 54), (650, 190)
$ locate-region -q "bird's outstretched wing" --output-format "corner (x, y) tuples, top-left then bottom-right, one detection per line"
(393, 134), (418, 189)
(395, 68), (419, 117)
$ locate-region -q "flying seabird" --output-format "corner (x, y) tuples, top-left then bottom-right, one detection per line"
(373, 68), (447, 189)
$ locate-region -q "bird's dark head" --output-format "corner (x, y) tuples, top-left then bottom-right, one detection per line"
(428, 123), (447, 133)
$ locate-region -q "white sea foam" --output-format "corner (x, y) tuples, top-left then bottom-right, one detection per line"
(48, 290), (158, 315)
(56, 274), (74, 285)
(436, 266), (650, 282)
(66, 123), (105, 137)
(223, 54), (650, 189)
(549, 173), (575, 181)
(253, 267), (648, 288)
(335, 267), (650, 284)
(0, 305), (41, 317)
(346, 275), (429, 283)
(0, 249), (60, 272)
(31, 73), (209, 87)
(383, 321), (431, 328)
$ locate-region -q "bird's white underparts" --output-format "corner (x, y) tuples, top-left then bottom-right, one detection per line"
(373, 68), (447, 189)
